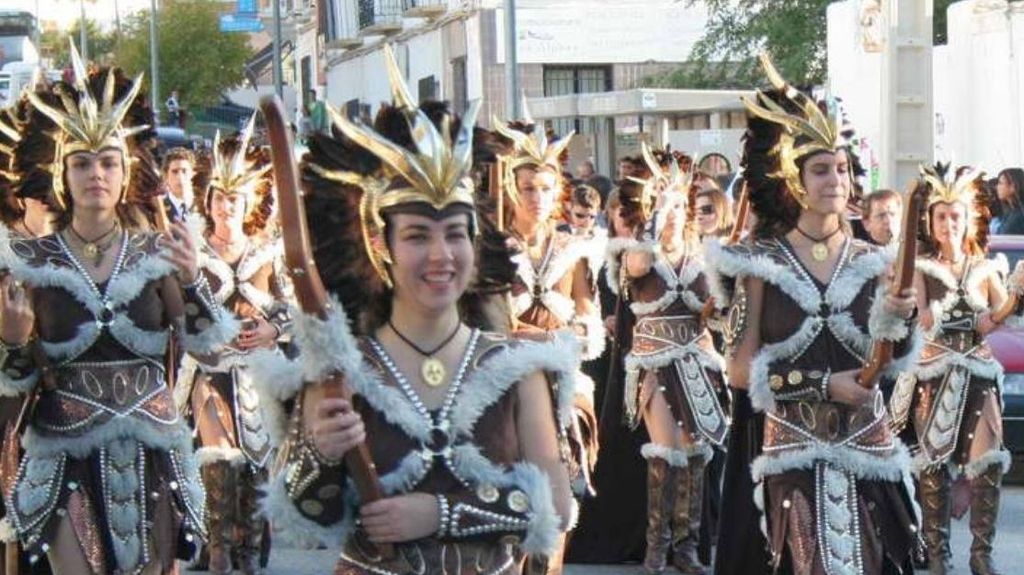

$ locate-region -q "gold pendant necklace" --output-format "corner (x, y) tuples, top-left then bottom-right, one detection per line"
(388, 319), (462, 388)
(795, 225), (843, 262)
(68, 223), (121, 266)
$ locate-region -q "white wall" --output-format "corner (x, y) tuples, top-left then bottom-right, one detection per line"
(827, 1), (883, 181)
(943, 0), (1023, 172)
(830, 0), (1024, 176)
(493, 1), (707, 64)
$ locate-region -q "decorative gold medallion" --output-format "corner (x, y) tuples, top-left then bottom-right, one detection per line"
(811, 242), (829, 262)
(83, 243), (99, 261)
(421, 358), (446, 387)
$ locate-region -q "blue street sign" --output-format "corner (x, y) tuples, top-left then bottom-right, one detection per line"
(219, 14), (264, 33)
(237, 0), (258, 16)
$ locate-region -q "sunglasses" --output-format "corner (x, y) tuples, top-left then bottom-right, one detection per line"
(573, 212), (597, 220)
(697, 205), (715, 216)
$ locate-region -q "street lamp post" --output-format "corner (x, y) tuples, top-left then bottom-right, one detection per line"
(150, 0), (160, 125)
(503, 0), (519, 119)
(79, 0), (88, 61)
(272, 0), (284, 98)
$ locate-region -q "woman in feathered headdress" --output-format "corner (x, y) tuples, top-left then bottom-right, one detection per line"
(490, 108), (606, 575)
(0, 44), (238, 574)
(180, 116), (289, 574)
(890, 164), (1024, 575)
(704, 55), (922, 575)
(253, 45), (573, 574)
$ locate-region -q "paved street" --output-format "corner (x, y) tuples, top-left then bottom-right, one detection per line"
(188, 486), (1024, 574)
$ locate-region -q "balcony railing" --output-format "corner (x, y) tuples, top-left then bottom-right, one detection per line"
(357, 0), (403, 35)
(402, 0), (447, 18)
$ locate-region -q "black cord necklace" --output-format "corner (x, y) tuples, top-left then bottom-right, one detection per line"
(387, 319), (462, 387)
(67, 223), (121, 266)
(794, 225), (843, 262)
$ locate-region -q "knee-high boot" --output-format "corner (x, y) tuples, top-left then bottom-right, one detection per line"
(919, 466), (953, 575)
(642, 448), (679, 574)
(201, 461), (236, 575)
(969, 464), (1003, 575)
(671, 454), (706, 575)
(237, 465), (267, 575)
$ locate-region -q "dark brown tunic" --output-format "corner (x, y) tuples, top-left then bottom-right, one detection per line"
(707, 237), (919, 575)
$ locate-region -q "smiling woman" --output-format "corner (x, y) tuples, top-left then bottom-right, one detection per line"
(251, 45), (573, 575)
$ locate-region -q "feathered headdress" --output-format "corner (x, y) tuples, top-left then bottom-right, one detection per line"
(920, 162), (991, 252)
(491, 102), (573, 207)
(627, 141), (694, 223)
(741, 53), (848, 209)
(0, 106), (20, 188)
(24, 41), (147, 209)
(196, 115), (274, 234)
(308, 43), (480, 288)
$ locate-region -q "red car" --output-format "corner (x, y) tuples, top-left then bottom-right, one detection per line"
(985, 235), (1024, 471)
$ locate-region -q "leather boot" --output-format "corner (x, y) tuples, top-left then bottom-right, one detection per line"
(201, 461), (235, 575)
(968, 464), (1003, 575)
(671, 455), (706, 575)
(237, 465), (267, 575)
(919, 466), (953, 575)
(643, 456), (677, 574)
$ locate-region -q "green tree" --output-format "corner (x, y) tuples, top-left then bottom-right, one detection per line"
(648, 0), (964, 90)
(40, 19), (116, 68)
(116, 0), (252, 112)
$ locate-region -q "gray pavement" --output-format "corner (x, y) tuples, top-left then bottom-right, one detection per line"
(193, 486), (1024, 574)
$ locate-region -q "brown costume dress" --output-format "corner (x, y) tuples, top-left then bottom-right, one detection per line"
(510, 228), (605, 496)
(0, 228), (237, 574)
(254, 306), (578, 575)
(706, 237), (921, 575)
(889, 254), (1013, 569)
(182, 237), (293, 568)
(612, 240), (730, 572)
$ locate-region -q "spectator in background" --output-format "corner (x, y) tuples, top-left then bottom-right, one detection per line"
(166, 90), (181, 127)
(618, 156), (637, 181)
(161, 147), (196, 222)
(861, 188), (902, 246)
(994, 167), (1024, 234)
(563, 185), (603, 237)
(694, 187), (734, 239)
(577, 160), (596, 179)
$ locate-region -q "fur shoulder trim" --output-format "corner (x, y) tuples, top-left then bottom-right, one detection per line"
(603, 237), (639, 295)
(703, 238), (820, 315)
(449, 331), (581, 437)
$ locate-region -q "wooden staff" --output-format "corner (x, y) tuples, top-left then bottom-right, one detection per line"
(857, 184), (926, 389)
(258, 96), (392, 558)
(727, 181), (750, 245)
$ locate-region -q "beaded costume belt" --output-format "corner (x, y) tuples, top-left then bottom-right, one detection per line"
(33, 358), (178, 436)
(630, 315), (707, 357)
(338, 537), (519, 575)
(764, 394), (893, 451)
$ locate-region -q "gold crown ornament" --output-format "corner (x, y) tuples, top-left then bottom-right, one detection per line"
(627, 141), (693, 223)
(920, 163), (983, 211)
(742, 53), (848, 209)
(491, 102), (573, 207)
(310, 43), (481, 289)
(207, 114), (272, 205)
(0, 109), (20, 182)
(25, 41), (147, 209)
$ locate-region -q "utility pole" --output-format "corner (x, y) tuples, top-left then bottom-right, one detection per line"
(503, 0), (519, 119)
(78, 0), (88, 61)
(150, 0), (160, 125)
(272, 0), (283, 98)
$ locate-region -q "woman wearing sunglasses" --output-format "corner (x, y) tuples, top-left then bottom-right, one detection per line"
(693, 187), (733, 240)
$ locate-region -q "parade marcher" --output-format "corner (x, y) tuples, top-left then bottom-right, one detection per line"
(607, 147), (728, 575)
(161, 147), (196, 223)
(0, 90), (61, 575)
(706, 55), (922, 574)
(179, 117), (289, 574)
(492, 118), (606, 574)
(0, 47), (238, 574)
(889, 164), (1024, 575)
(253, 46), (573, 575)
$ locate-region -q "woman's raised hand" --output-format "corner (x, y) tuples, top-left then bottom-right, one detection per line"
(0, 275), (34, 346)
